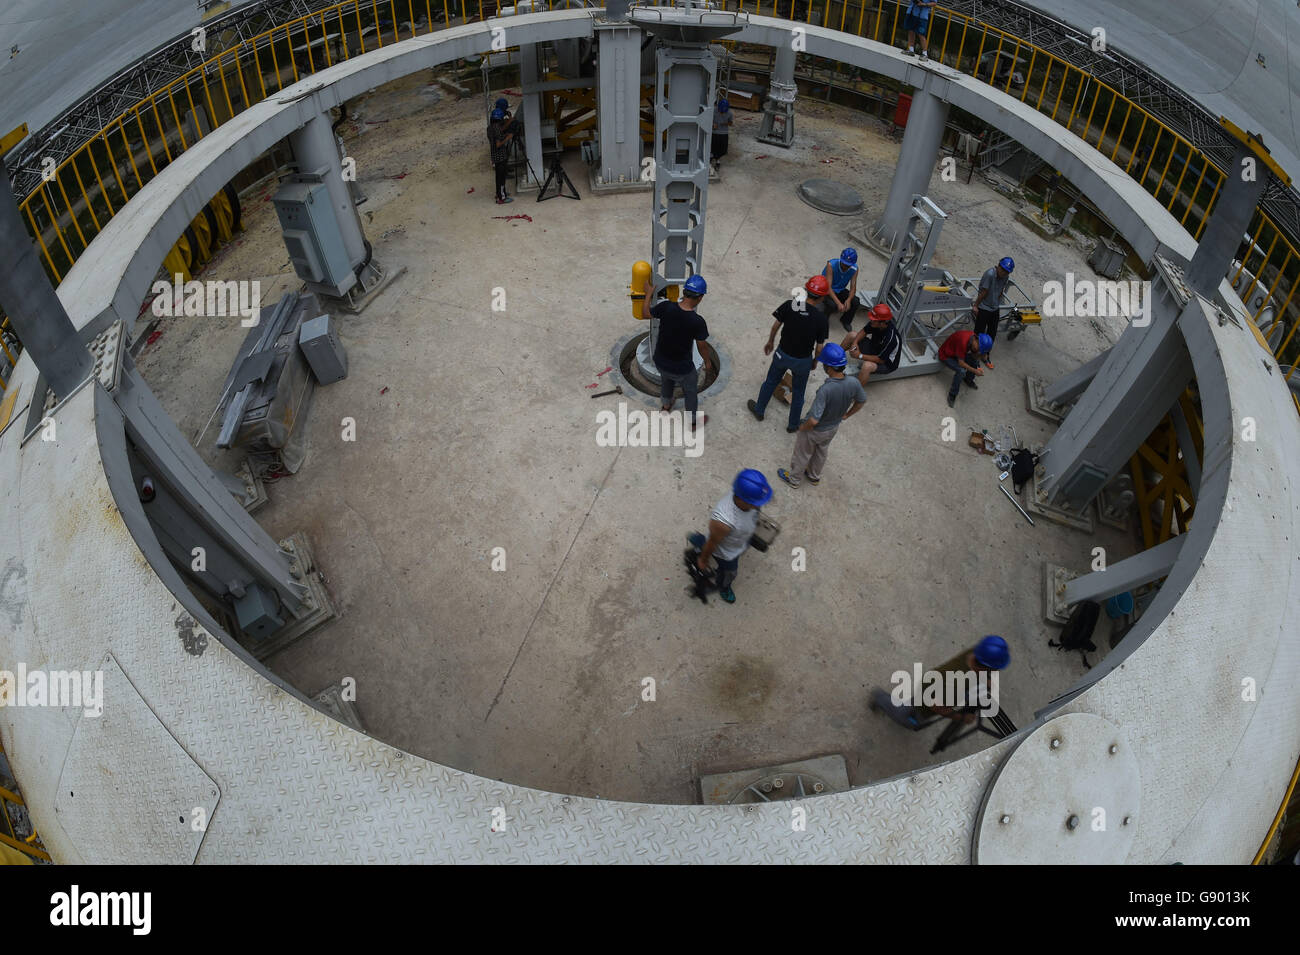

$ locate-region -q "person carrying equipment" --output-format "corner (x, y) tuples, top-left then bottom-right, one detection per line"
(840, 302), (902, 384)
(749, 275), (830, 432)
(824, 248), (861, 332)
(686, 469), (774, 604)
(777, 343), (867, 489)
(971, 256), (1014, 368)
(870, 635), (1011, 729)
(937, 329), (992, 407)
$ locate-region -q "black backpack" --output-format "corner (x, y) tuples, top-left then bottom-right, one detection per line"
(1049, 600), (1101, 669)
(1009, 447), (1038, 494)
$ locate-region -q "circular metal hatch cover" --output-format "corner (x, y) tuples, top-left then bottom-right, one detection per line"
(797, 178), (865, 216)
(974, 712), (1141, 864)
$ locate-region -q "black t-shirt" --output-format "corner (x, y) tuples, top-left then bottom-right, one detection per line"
(651, 301), (709, 374)
(858, 320), (902, 371)
(771, 300), (828, 358)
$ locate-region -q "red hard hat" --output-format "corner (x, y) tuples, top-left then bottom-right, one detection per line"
(869, 303), (893, 321)
(805, 275), (830, 297)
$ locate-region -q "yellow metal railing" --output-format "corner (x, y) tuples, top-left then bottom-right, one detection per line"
(3, 0), (1300, 396)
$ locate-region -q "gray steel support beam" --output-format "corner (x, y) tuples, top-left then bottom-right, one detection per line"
(756, 38), (796, 147)
(1187, 140), (1269, 300)
(1062, 535), (1185, 606)
(868, 77), (949, 252)
(112, 364), (310, 613)
(289, 109), (367, 268)
(0, 177), (94, 398)
(595, 23), (644, 186)
(1039, 262), (1195, 512)
(1043, 346), (1113, 405)
(519, 43), (545, 188)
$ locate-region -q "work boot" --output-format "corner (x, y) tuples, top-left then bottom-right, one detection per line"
(964, 375), (978, 389)
(947, 393), (956, 408)
(746, 399), (765, 422)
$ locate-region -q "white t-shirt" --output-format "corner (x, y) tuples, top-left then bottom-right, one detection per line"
(710, 494), (760, 561)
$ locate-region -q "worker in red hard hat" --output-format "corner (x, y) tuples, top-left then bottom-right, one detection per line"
(748, 275), (830, 433)
(839, 302), (902, 385)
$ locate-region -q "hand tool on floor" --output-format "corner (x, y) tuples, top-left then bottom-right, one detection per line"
(591, 386), (624, 398)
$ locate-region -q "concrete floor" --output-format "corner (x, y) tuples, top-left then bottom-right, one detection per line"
(135, 74), (1137, 804)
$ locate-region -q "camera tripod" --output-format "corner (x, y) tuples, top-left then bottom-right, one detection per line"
(509, 134), (580, 202)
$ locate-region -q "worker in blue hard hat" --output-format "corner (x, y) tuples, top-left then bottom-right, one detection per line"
(777, 342), (867, 489)
(641, 272), (714, 428)
(971, 256), (1014, 368)
(825, 247), (861, 332)
(711, 97), (733, 168)
(487, 106), (514, 204)
(871, 635), (1011, 729)
(687, 468), (773, 604)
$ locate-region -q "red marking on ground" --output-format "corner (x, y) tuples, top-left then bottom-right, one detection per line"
(596, 366), (612, 377)
(755, 154), (768, 159)
(379, 386), (389, 395)
(146, 329), (164, 346)
(585, 382), (598, 389)
(467, 187), (475, 193)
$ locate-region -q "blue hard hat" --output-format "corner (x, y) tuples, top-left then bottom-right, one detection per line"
(718, 98), (730, 112)
(495, 97), (509, 110)
(841, 248), (858, 266)
(818, 342), (848, 367)
(490, 108), (505, 121)
(999, 256), (1015, 273)
(974, 635), (1010, 670)
(978, 333), (994, 353)
(733, 469), (773, 507)
(684, 274), (708, 296)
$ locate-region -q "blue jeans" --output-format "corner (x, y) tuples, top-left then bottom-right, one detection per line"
(688, 532), (740, 590)
(657, 361), (699, 419)
(754, 350), (814, 428)
(943, 357), (976, 398)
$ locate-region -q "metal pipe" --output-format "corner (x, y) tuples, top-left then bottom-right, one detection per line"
(998, 481), (1035, 526)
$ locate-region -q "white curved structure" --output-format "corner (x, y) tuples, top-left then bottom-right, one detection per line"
(2, 13), (1297, 863)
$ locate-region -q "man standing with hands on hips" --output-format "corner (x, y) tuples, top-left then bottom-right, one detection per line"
(777, 343), (867, 489)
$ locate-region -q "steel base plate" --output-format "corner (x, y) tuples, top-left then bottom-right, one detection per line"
(973, 713), (1140, 864)
(1042, 561), (1077, 624)
(243, 531), (337, 661)
(1025, 375), (1070, 422)
(1025, 467), (1096, 533)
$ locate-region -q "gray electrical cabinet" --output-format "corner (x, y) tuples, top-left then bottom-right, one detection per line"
(298, 313), (348, 384)
(273, 180), (356, 295)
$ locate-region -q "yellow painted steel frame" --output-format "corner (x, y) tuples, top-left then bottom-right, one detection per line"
(0, 739), (50, 862)
(1129, 391), (1202, 550)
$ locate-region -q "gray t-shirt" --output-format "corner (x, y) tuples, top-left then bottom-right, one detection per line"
(710, 493), (760, 561)
(978, 267), (1009, 311)
(808, 375), (867, 431)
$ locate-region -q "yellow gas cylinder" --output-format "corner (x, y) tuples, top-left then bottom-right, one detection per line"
(630, 261), (651, 319)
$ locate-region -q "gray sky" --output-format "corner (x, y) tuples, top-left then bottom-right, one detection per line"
(2, 1), (1297, 179)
